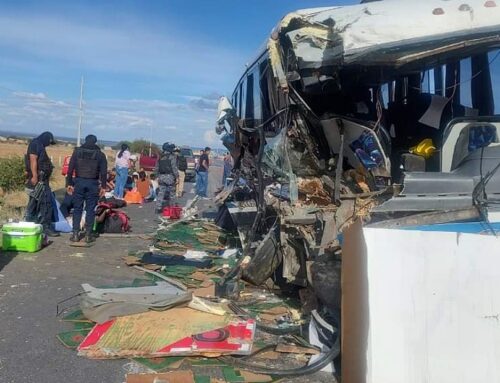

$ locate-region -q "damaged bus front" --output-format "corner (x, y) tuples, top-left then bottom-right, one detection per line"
(215, 0), (500, 341)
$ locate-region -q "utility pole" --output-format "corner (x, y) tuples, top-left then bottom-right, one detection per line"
(149, 125), (153, 156)
(77, 76), (84, 147)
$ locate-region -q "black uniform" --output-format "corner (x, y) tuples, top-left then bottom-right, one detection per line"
(66, 135), (107, 239)
(24, 131), (57, 235)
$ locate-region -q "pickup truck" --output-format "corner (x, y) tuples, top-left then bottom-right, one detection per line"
(139, 154), (158, 172)
(180, 147), (196, 181)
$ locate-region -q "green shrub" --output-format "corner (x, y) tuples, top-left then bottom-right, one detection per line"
(114, 140), (160, 155)
(0, 157), (26, 192)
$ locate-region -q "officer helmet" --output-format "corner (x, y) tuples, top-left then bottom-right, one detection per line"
(162, 142), (175, 153)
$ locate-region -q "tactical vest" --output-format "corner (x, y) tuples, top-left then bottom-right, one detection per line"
(158, 155), (173, 175)
(75, 147), (100, 179)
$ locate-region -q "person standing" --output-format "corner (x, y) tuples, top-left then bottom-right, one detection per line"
(195, 149), (204, 196)
(24, 131), (60, 237)
(114, 143), (131, 199)
(196, 147), (211, 198)
(174, 147), (187, 198)
(66, 135), (107, 243)
(155, 142), (178, 214)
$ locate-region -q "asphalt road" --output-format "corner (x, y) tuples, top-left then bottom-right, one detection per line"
(0, 164), (335, 383)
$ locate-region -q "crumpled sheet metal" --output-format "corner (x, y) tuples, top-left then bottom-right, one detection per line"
(80, 282), (192, 323)
(272, 1), (500, 67)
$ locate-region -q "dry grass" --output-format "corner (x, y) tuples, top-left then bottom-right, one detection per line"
(0, 141), (115, 165)
(0, 190), (27, 223)
(0, 141), (114, 224)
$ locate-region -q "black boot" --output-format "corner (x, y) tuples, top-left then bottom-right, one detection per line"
(70, 231), (80, 242)
(85, 231), (96, 244)
(44, 227), (60, 237)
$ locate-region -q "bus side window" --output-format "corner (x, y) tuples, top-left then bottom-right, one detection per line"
(233, 91), (239, 118)
(239, 80), (246, 119)
(253, 68), (262, 127)
(246, 73), (255, 128)
(259, 61), (271, 126)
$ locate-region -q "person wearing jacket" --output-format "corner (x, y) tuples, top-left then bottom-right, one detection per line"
(154, 142), (178, 214)
(24, 131), (59, 237)
(66, 134), (108, 243)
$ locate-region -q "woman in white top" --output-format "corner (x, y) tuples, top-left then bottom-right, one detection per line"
(114, 144), (131, 198)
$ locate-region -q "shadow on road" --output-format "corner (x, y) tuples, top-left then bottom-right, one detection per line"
(0, 249), (20, 272)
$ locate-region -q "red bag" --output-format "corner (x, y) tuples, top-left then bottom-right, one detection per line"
(96, 203), (131, 233)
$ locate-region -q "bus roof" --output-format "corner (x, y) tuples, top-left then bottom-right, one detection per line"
(274, 0), (500, 68)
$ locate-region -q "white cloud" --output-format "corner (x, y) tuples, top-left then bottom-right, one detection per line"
(0, 91), (222, 148)
(0, 10), (238, 148)
(203, 130), (219, 146)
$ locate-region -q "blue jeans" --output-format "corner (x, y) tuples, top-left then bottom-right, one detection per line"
(114, 166), (128, 198)
(196, 171), (208, 197)
(72, 178), (99, 233)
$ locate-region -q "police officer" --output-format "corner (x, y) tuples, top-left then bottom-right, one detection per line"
(25, 131), (59, 237)
(155, 142), (178, 214)
(66, 135), (108, 243)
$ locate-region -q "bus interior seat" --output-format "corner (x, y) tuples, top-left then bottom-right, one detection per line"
(387, 93), (480, 179)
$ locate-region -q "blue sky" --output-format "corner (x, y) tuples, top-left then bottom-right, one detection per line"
(0, 0), (357, 147)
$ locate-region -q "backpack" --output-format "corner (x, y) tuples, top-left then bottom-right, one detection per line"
(95, 203), (131, 233)
(104, 211), (131, 233)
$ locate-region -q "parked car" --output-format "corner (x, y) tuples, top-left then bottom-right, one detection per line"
(180, 147), (196, 181)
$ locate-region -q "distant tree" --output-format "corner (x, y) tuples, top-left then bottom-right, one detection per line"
(113, 140), (160, 155)
(113, 140), (132, 151)
(129, 139), (160, 156)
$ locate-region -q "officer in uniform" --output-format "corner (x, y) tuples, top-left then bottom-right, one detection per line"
(155, 142), (178, 214)
(25, 131), (59, 236)
(66, 135), (108, 243)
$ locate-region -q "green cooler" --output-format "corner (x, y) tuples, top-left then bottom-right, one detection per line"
(1, 222), (43, 253)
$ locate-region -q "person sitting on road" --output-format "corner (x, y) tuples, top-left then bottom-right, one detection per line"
(147, 173), (158, 201)
(106, 168), (116, 192)
(136, 170), (150, 199)
(131, 173), (139, 190)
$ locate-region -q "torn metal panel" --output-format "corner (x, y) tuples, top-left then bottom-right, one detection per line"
(273, 0), (500, 69)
